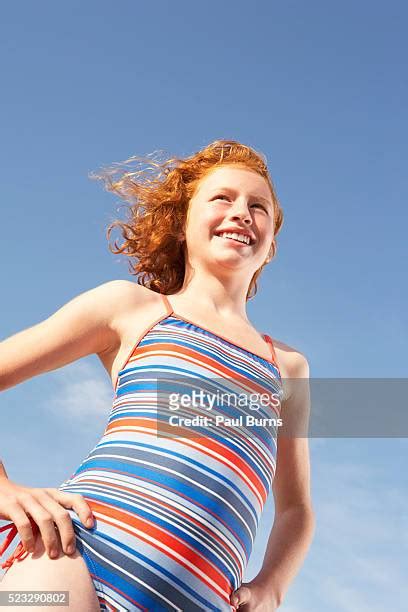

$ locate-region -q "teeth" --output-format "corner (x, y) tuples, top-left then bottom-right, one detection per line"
(217, 231), (251, 245)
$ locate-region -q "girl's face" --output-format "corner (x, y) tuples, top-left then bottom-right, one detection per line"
(183, 165), (275, 275)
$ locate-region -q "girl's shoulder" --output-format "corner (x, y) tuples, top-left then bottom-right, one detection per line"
(269, 336), (310, 388)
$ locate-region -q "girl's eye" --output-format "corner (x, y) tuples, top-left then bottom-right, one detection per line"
(213, 195), (268, 212)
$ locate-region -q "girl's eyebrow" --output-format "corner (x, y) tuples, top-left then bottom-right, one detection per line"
(209, 186), (272, 206)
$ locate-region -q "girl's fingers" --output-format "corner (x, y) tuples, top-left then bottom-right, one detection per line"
(31, 491), (78, 556)
(45, 489), (94, 529)
(18, 496), (62, 559)
(6, 503), (38, 554)
(2, 487), (95, 562)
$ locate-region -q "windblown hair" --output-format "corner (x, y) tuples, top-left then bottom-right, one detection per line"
(89, 139), (284, 300)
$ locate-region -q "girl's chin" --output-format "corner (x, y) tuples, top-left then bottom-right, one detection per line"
(206, 254), (255, 269)
(211, 248), (254, 261)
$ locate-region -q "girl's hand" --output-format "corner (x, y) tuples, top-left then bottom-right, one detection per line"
(230, 580), (279, 611)
(0, 479), (94, 559)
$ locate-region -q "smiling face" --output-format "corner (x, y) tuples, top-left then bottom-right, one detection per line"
(182, 164), (275, 280)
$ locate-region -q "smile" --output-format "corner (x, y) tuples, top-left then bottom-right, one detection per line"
(214, 231), (253, 246)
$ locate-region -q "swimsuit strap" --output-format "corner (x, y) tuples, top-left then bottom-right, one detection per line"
(263, 333), (278, 364)
(160, 293), (174, 316)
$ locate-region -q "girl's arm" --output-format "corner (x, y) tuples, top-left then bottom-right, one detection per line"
(256, 352), (315, 605)
(0, 460), (8, 480)
(231, 352), (315, 609)
(0, 280), (129, 392)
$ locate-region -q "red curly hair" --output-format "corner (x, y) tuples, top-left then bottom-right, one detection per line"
(89, 139), (284, 300)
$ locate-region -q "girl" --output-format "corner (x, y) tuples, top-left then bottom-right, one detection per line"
(0, 140), (314, 611)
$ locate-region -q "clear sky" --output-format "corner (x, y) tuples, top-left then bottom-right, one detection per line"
(1, 1), (407, 609)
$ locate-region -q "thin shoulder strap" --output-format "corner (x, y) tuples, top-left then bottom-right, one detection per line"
(263, 333), (278, 363)
(160, 293), (174, 316)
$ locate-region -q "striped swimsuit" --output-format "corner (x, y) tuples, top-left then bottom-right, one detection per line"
(1, 294), (283, 611)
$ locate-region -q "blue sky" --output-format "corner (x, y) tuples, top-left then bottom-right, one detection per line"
(1, 1), (407, 609)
